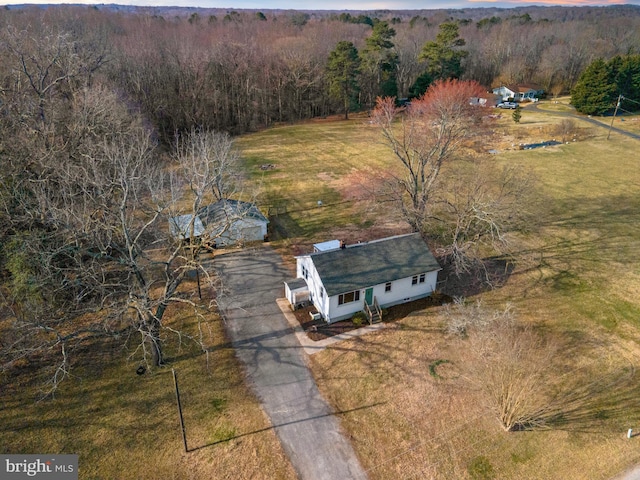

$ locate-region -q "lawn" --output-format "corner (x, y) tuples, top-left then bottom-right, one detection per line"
(237, 103), (640, 479)
(236, 114), (409, 249)
(0, 272), (296, 479)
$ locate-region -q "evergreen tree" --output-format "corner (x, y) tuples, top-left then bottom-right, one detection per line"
(360, 21), (398, 106)
(571, 58), (617, 115)
(512, 105), (522, 124)
(612, 55), (640, 111)
(327, 41), (361, 119)
(419, 22), (468, 81)
(409, 71), (433, 99)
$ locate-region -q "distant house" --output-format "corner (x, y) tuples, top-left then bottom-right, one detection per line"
(198, 199), (269, 247)
(493, 84), (544, 102)
(284, 233), (441, 324)
(469, 96), (488, 106)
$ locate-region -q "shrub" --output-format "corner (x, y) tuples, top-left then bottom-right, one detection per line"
(352, 311), (367, 326)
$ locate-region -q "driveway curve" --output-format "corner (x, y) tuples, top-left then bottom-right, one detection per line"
(526, 102), (640, 141)
(213, 244), (368, 480)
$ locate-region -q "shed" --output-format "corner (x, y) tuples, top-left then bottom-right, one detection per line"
(168, 214), (205, 241)
(198, 199), (269, 247)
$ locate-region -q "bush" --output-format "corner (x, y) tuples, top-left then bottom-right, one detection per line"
(352, 311), (367, 326)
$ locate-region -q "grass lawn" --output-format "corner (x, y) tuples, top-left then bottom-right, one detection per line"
(0, 273), (295, 479)
(237, 102), (640, 479)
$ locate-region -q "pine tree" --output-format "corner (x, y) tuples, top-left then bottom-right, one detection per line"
(360, 21), (398, 106)
(512, 105), (522, 124)
(327, 41), (361, 119)
(419, 22), (468, 81)
(571, 59), (617, 115)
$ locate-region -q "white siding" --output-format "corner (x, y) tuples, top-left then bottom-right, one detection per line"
(297, 256), (331, 320)
(325, 270), (439, 323)
(215, 218), (268, 246)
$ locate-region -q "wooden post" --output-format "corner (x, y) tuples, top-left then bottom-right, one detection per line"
(172, 369), (188, 452)
(195, 267), (202, 300)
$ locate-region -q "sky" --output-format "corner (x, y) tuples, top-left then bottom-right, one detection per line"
(1, 0), (638, 9)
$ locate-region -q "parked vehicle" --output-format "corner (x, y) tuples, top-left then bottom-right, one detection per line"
(497, 101), (518, 109)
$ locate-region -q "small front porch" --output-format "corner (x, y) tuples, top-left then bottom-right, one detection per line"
(363, 296), (383, 324)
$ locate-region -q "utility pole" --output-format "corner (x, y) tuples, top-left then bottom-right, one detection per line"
(607, 94), (623, 140)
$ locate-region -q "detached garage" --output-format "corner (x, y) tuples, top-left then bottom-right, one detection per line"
(198, 199), (269, 247)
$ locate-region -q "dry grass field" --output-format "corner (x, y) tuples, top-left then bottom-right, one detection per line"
(0, 273), (296, 479)
(238, 102), (640, 479)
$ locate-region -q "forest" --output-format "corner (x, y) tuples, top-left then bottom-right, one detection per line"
(2, 5), (640, 142)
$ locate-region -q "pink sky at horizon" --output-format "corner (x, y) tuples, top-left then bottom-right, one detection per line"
(0, 0), (637, 8)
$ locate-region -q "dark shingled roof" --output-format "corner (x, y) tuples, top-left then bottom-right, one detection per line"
(198, 199), (269, 226)
(308, 233), (441, 297)
(285, 278), (308, 291)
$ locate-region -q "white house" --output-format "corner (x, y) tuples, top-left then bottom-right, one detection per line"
(285, 233), (441, 323)
(198, 199), (269, 247)
(493, 84), (543, 102)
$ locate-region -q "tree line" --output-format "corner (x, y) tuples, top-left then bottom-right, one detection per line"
(572, 55), (640, 115)
(3, 5), (640, 142)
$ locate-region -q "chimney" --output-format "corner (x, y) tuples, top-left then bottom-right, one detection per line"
(340, 240), (346, 249)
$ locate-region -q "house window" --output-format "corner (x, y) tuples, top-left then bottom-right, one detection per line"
(419, 273), (426, 283)
(321, 287), (325, 298)
(412, 275), (418, 285)
(301, 265), (308, 280)
(338, 290), (360, 305)
(385, 282), (392, 292)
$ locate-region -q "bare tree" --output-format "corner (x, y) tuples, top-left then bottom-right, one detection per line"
(444, 300), (556, 431)
(371, 79), (486, 232)
(173, 128), (240, 207)
(0, 86), (242, 394)
(434, 162), (536, 277)
(4, 23), (108, 128)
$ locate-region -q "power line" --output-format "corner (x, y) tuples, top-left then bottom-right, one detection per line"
(621, 95), (640, 106)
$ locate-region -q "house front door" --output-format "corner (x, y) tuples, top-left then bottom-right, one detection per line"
(365, 288), (373, 305)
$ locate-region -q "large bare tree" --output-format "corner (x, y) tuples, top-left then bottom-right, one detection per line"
(434, 162), (536, 277)
(371, 79), (486, 232)
(0, 83), (243, 393)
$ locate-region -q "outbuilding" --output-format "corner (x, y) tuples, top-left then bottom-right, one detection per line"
(198, 199), (269, 247)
